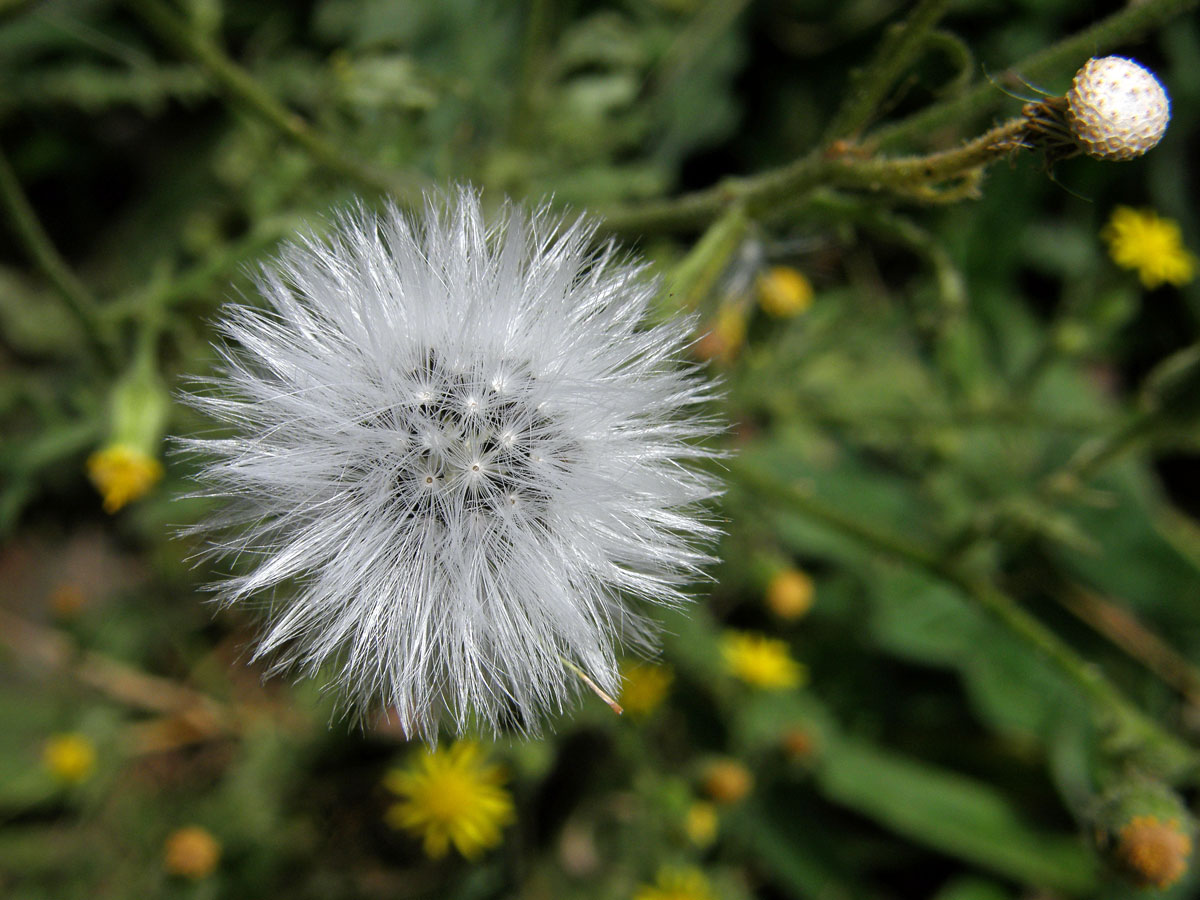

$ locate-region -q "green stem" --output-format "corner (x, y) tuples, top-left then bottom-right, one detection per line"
(1043, 412), (1156, 498)
(599, 117), (1028, 234)
(124, 0), (420, 201)
(661, 204), (751, 318)
(0, 143), (118, 371)
(870, 0), (1199, 151)
(941, 408), (1156, 558)
(823, 0), (955, 143)
(731, 459), (1200, 782)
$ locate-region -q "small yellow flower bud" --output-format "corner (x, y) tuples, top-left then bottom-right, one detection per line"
(765, 568), (815, 620)
(42, 733), (96, 784)
(1052, 321), (1091, 355)
(701, 758), (753, 805)
(164, 826), (222, 880)
(757, 266), (814, 318)
(87, 444), (165, 514)
(89, 357), (170, 512)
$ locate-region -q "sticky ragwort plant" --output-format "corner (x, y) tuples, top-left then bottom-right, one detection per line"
(3, 0), (1200, 895)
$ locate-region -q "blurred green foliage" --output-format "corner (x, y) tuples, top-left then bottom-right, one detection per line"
(2, 0), (1200, 898)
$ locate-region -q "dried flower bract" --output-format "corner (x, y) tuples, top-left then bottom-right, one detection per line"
(185, 190), (721, 741)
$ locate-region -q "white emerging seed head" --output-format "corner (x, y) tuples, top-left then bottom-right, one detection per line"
(1065, 56), (1170, 161)
(184, 190), (722, 742)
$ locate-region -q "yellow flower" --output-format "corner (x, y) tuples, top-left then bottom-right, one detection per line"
(722, 630), (806, 690)
(684, 801), (718, 846)
(86, 443), (164, 513)
(383, 740), (515, 859)
(765, 568), (815, 620)
(634, 866), (716, 900)
(1102, 206), (1196, 289)
(1115, 815), (1193, 889)
(164, 826), (222, 880)
(757, 266), (814, 317)
(619, 661), (673, 716)
(42, 733), (96, 784)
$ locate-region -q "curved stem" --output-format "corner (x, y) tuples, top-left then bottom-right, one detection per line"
(0, 143), (118, 371)
(662, 203), (751, 317)
(599, 117), (1028, 234)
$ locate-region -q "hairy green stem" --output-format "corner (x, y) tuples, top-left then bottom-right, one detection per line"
(661, 204), (751, 318)
(731, 460), (1200, 782)
(124, 0), (420, 201)
(0, 144), (118, 370)
(823, 0), (955, 143)
(599, 117), (1027, 234)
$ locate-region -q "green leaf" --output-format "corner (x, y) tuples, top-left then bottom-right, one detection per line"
(816, 739), (1097, 893)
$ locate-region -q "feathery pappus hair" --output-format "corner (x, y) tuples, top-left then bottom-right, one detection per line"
(185, 189), (721, 742)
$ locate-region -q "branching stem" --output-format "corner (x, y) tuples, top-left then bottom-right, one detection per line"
(600, 117), (1029, 234)
(598, 0), (1197, 235)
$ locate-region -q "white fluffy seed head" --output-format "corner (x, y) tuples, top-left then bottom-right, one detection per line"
(183, 190), (722, 742)
(1065, 56), (1170, 161)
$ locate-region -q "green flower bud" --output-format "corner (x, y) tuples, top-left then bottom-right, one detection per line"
(1091, 779), (1195, 889)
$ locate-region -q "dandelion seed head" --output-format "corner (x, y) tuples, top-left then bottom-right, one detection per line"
(184, 190), (721, 741)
